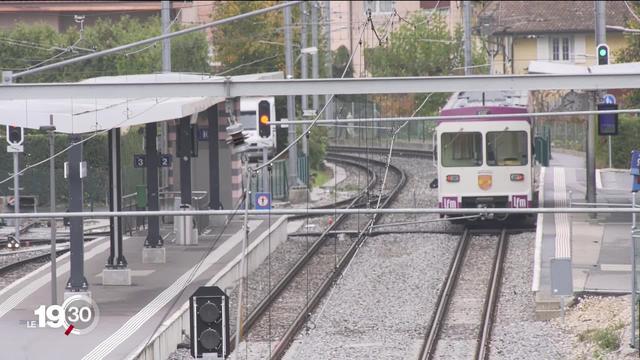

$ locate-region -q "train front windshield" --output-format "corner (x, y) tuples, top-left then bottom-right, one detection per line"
(441, 132), (482, 167)
(486, 131), (528, 166)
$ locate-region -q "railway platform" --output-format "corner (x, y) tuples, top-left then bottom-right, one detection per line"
(535, 149), (634, 318)
(0, 216), (301, 360)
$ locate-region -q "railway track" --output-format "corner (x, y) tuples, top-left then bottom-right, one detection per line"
(0, 248), (69, 277)
(420, 228), (508, 360)
(327, 144), (433, 158)
(231, 151), (407, 359)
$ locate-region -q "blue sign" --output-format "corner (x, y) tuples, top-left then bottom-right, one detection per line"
(603, 94), (616, 104)
(597, 103), (618, 136)
(133, 154), (146, 168)
(255, 192), (272, 210)
(160, 154), (172, 167)
(197, 128), (209, 141)
(633, 175), (640, 193)
(631, 150), (640, 176)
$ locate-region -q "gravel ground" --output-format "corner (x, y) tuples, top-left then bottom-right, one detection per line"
(283, 233), (457, 359)
(433, 234), (498, 359)
(555, 295), (638, 359)
(0, 248), (50, 266)
(490, 232), (574, 359)
(0, 256), (53, 290)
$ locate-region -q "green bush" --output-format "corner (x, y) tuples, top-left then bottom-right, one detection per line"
(596, 115), (640, 168)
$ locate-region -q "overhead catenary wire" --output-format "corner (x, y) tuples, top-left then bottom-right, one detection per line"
(11, 1), (302, 79)
(253, 16), (371, 173)
(272, 107), (640, 125)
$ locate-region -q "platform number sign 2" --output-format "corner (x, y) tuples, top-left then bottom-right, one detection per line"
(160, 154), (172, 167)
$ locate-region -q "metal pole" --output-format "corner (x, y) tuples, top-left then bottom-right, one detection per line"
(587, 93), (597, 213)
(145, 123), (162, 247)
(160, 0), (172, 190)
(300, 1), (309, 156)
(108, 128), (127, 266)
(323, 1), (334, 121)
(13, 152), (20, 247)
(65, 135), (88, 292)
(632, 191), (637, 347)
(463, 1), (472, 75)
(179, 117), (192, 205)
(311, 1), (319, 112)
(284, 5), (298, 189)
(48, 116), (57, 305)
(235, 160), (250, 351)
(161, 1), (172, 73)
(262, 147), (269, 192)
(608, 135), (612, 168)
(588, 0), (606, 213)
(208, 105), (220, 210)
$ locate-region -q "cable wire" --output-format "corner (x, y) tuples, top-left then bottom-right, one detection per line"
(253, 17), (371, 174)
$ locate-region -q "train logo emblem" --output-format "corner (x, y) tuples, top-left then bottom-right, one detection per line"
(511, 195), (528, 208)
(478, 175), (492, 190)
(442, 197), (458, 209)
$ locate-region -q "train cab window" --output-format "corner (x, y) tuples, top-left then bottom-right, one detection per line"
(441, 132), (482, 167)
(486, 131), (528, 166)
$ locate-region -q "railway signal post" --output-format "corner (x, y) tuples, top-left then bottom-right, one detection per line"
(6, 124), (23, 249)
(630, 150), (640, 348)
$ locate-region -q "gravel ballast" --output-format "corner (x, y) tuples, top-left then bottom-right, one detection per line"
(284, 233), (458, 360)
(490, 232), (573, 359)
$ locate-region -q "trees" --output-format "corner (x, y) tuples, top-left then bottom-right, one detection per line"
(0, 17), (209, 205)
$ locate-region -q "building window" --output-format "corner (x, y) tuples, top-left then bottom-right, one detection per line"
(364, 1), (395, 14)
(551, 36), (572, 61)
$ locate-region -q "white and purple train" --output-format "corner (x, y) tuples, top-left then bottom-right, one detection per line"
(434, 91), (540, 221)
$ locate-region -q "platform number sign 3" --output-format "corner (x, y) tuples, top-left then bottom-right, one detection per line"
(134, 154), (146, 168)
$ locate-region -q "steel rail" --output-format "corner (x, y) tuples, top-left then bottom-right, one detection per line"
(327, 145), (433, 159)
(0, 248), (68, 276)
(475, 228), (509, 360)
(269, 154), (407, 359)
(228, 155), (380, 350)
(3, 207), (640, 219)
(419, 228), (471, 360)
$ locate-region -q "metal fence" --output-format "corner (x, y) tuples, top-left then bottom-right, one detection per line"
(250, 155), (308, 202)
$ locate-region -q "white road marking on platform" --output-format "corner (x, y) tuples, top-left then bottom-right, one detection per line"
(600, 264), (632, 272)
(554, 167), (571, 259)
(0, 238), (111, 319)
(532, 167), (546, 292)
(82, 220), (262, 360)
(95, 270), (155, 278)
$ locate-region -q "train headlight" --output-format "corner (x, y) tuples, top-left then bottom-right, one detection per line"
(510, 173), (525, 181)
(446, 175), (460, 183)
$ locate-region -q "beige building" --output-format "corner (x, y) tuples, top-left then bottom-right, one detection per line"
(478, 1), (630, 74)
(330, 1), (464, 77)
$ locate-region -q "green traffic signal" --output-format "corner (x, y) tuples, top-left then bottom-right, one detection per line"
(599, 48), (607, 56)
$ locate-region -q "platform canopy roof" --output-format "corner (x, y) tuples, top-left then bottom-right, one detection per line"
(0, 71), (282, 134)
